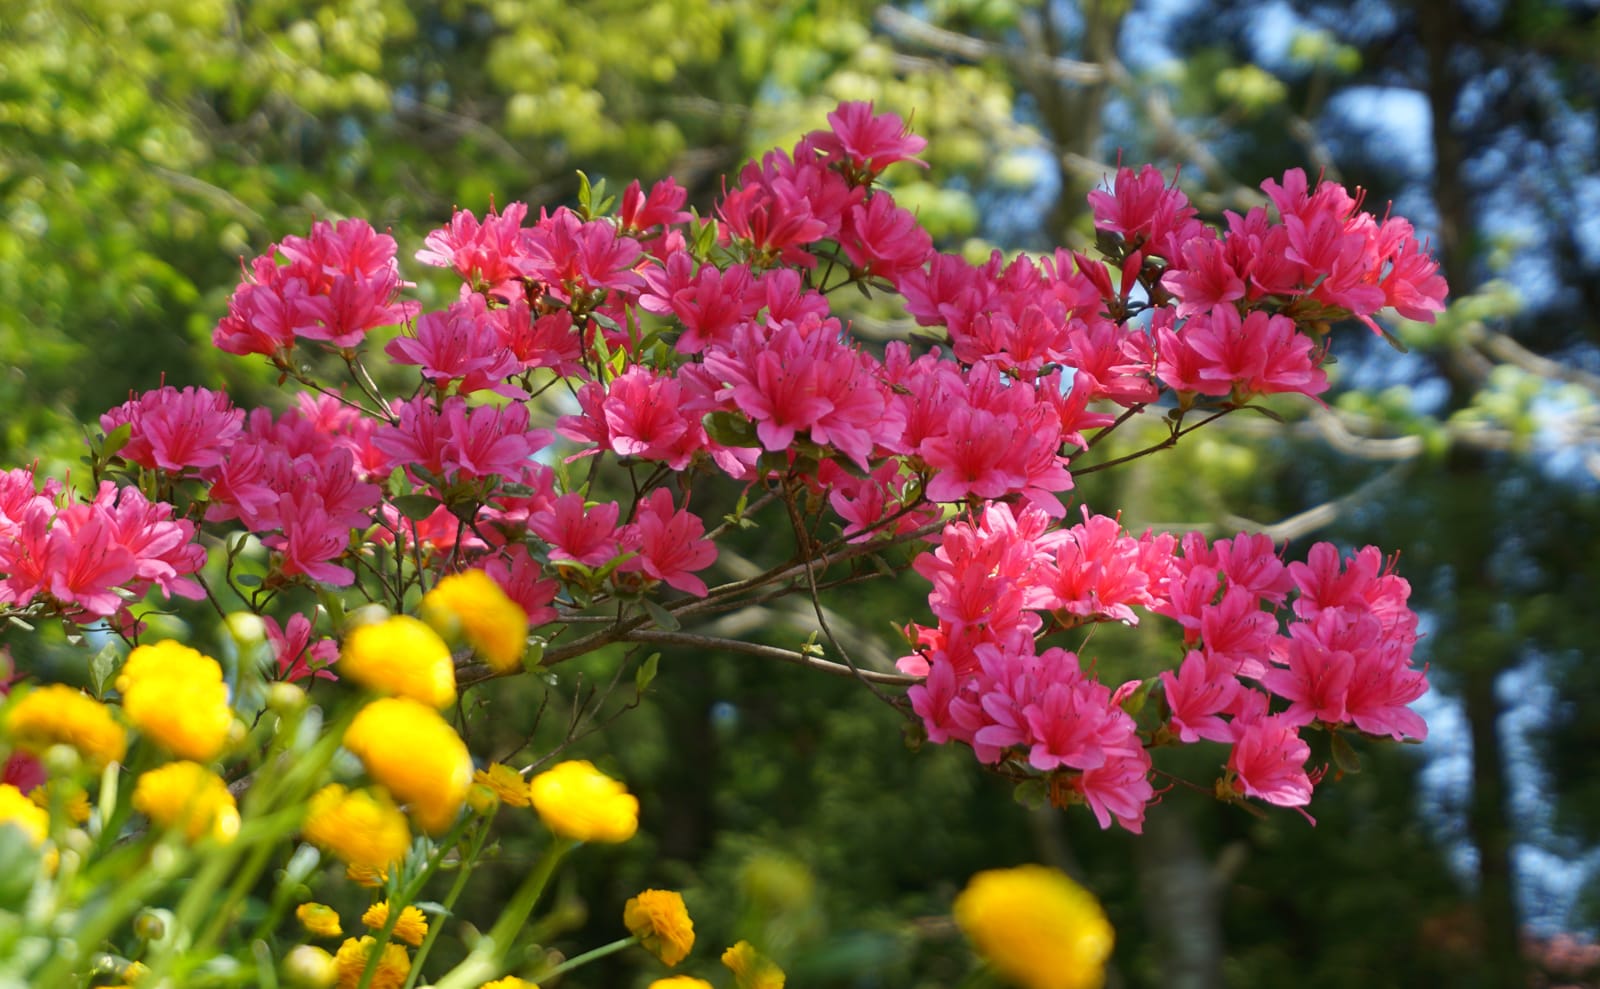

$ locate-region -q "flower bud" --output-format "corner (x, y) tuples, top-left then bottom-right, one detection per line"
(282, 945), (338, 988)
(133, 907), (170, 942)
(267, 681), (308, 716)
(43, 743), (82, 778)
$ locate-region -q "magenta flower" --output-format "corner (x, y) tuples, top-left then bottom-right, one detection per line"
(529, 493), (622, 568)
(808, 101), (929, 175)
(1228, 715), (1314, 812)
(619, 488), (717, 596)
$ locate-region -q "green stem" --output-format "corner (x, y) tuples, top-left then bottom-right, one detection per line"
(355, 814), (473, 989)
(534, 934), (639, 979)
(402, 820), (494, 989)
(431, 837), (575, 989)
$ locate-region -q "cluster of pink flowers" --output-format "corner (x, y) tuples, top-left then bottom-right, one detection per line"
(1, 101), (1447, 829)
(902, 503), (1427, 831)
(213, 217), (420, 360)
(0, 467), (203, 626)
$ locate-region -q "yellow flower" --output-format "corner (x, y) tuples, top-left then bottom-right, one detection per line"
(333, 936), (409, 989)
(297, 902), (344, 939)
(478, 979), (540, 989)
(952, 864), (1113, 989)
(131, 761), (240, 843)
(346, 863), (389, 889)
(117, 640), (233, 761)
(421, 569), (529, 675)
(361, 900), (429, 947)
(339, 615), (456, 709)
(0, 783), (49, 846)
(30, 779), (91, 823)
(721, 941), (785, 989)
(302, 785), (411, 873)
(624, 889), (695, 966)
(6, 683), (127, 769)
(473, 762), (531, 808)
(344, 697), (472, 834)
(648, 979), (713, 989)
(528, 760), (638, 843)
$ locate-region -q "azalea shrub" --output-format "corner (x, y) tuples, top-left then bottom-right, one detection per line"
(0, 101), (1443, 987)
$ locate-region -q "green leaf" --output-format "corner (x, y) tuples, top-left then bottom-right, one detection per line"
(634, 652), (660, 695)
(704, 410), (759, 448)
(1118, 677), (1154, 717)
(641, 597), (681, 632)
(1012, 778), (1049, 810)
(100, 422), (132, 461)
(87, 640), (121, 698)
(522, 637), (547, 672)
(576, 169), (594, 216)
(392, 493), (443, 521)
(1330, 731), (1363, 775)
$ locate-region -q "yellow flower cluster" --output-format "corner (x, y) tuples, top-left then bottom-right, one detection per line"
(649, 979), (713, 989)
(131, 761), (240, 843)
(297, 902), (343, 938)
(333, 935), (409, 989)
(340, 615), (456, 709)
(478, 979), (540, 989)
(6, 683), (127, 769)
(421, 569), (529, 675)
(473, 762), (531, 808)
(117, 640), (234, 762)
(624, 889), (695, 966)
(722, 940), (785, 989)
(0, 783), (49, 846)
(361, 900), (429, 947)
(302, 784), (411, 873)
(344, 697), (472, 834)
(952, 864), (1113, 989)
(528, 760), (638, 843)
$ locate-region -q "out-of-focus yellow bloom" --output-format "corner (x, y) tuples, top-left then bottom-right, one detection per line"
(952, 864), (1113, 989)
(6, 684), (127, 769)
(624, 889), (695, 966)
(339, 615), (456, 709)
(528, 760), (638, 843)
(297, 902), (343, 938)
(0, 783), (49, 846)
(344, 697), (471, 834)
(302, 785), (410, 873)
(131, 761), (240, 842)
(361, 900), (428, 947)
(473, 762), (531, 808)
(346, 863), (389, 889)
(117, 640), (233, 762)
(648, 979), (713, 989)
(283, 944), (338, 987)
(29, 779), (90, 823)
(333, 936), (409, 989)
(721, 941), (785, 989)
(421, 569), (529, 675)
(478, 979), (540, 989)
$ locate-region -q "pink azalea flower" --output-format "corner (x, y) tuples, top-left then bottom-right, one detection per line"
(1160, 650), (1241, 744)
(385, 296), (524, 398)
(101, 385), (244, 473)
(619, 488), (717, 596)
(840, 192), (934, 279)
(264, 612), (338, 682)
(415, 201), (531, 296)
(483, 544), (561, 627)
(1228, 715), (1314, 813)
(808, 101), (929, 175)
(529, 493), (622, 568)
